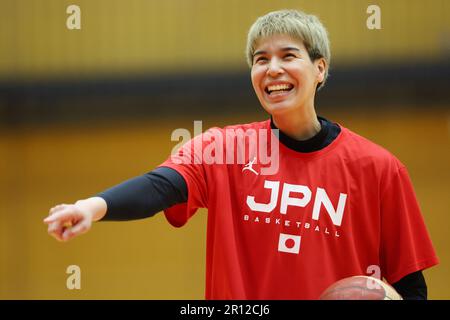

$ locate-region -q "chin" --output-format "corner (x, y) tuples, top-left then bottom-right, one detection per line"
(263, 101), (299, 116)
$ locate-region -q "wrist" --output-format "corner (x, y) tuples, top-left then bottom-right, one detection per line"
(75, 197), (107, 222)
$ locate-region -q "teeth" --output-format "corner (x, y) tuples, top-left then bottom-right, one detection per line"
(267, 84), (292, 93)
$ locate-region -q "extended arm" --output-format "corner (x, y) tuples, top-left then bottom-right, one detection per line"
(44, 167), (187, 241)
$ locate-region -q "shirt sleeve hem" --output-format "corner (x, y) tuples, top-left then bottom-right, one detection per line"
(386, 256), (440, 284)
(158, 164), (197, 228)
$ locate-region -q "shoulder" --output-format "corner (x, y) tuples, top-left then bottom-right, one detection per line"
(338, 125), (405, 171)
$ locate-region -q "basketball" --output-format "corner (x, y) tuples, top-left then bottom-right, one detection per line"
(319, 276), (403, 300)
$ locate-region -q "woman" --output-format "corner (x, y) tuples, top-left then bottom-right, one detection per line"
(44, 9), (438, 299)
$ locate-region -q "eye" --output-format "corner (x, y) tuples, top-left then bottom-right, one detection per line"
(254, 56), (268, 64)
(283, 53), (297, 60)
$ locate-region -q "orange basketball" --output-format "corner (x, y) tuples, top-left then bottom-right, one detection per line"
(319, 276), (403, 300)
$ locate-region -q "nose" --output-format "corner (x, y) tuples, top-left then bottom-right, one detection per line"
(267, 57), (284, 77)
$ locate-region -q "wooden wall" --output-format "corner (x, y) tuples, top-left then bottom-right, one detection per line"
(1, 0), (448, 80)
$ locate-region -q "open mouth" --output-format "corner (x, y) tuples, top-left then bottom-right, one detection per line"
(265, 83), (294, 95)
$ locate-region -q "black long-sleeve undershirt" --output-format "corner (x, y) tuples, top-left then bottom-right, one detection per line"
(95, 117), (427, 299)
(392, 271), (427, 300)
(97, 166), (187, 221)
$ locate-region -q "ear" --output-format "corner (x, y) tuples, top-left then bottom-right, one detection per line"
(315, 58), (327, 84)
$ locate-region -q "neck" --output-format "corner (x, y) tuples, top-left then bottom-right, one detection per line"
(271, 106), (321, 141)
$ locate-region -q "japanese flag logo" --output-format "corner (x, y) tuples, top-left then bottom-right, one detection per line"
(278, 233), (301, 254)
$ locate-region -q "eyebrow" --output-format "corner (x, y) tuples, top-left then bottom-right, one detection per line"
(253, 47), (301, 57)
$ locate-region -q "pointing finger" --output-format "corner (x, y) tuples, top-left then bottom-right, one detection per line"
(44, 208), (76, 224)
(46, 204), (68, 219)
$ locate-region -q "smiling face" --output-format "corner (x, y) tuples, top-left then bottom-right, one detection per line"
(250, 34), (326, 117)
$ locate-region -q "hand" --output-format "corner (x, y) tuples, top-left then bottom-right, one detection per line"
(44, 203), (94, 242)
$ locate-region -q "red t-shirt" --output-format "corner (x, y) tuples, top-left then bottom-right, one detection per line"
(159, 119), (438, 299)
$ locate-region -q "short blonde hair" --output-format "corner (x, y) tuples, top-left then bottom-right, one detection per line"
(246, 9), (331, 89)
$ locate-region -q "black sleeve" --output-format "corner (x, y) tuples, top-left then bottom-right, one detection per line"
(96, 166), (188, 221)
(392, 271), (427, 300)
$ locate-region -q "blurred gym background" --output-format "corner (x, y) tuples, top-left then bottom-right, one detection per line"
(0, 0), (449, 299)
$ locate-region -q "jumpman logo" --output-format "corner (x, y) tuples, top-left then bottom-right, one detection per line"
(242, 157), (259, 175)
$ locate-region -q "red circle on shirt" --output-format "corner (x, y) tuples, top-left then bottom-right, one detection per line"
(285, 238), (295, 249)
